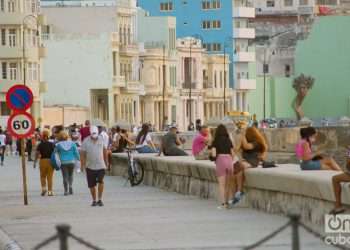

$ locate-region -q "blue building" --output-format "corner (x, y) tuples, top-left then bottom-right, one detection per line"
(137, 0), (256, 112)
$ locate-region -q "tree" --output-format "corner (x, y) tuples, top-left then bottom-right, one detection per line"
(292, 74), (315, 120)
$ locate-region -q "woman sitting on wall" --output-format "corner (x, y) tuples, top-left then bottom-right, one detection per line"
(135, 124), (158, 153)
(295, 127), (341, 171)
(237, 126), (268, 168)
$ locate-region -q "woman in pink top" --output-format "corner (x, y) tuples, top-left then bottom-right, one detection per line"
(296, 127), (341, 171)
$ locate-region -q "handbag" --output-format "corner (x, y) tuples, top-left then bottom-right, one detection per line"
(262, 161), (277, 168)
(50, 148), (61, 171)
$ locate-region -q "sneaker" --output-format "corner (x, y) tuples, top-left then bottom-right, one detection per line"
(41, 190), (47, 196)
(91, 201), (97, 207)
(69, 187), (73, 195)
(48, 191), (54, 196)
(217, 203), (228, 210)
(97, 200), (104, 207)
(231, 191), (245, 206)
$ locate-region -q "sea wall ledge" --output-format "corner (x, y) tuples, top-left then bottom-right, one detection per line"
(111, 154), (350, 229)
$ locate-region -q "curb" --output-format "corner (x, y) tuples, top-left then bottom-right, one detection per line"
(0, 227), (21, 250)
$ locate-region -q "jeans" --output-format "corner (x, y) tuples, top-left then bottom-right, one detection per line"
(61, 163), (75, 192)
(136, 145), (158, 154)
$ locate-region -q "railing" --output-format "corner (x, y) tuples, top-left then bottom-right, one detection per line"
(32, 214), (349, 250)
(33, 224), (103, 250)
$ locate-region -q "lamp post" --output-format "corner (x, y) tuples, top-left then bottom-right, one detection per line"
(162, 44), (166, 131)
(22, 15), (39, 87)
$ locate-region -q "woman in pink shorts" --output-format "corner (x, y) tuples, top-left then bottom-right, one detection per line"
(210, 124), (236, 209)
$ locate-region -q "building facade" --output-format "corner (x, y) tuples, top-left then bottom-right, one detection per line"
(137, 0), (256, 112)
(0, 0), (47, 125)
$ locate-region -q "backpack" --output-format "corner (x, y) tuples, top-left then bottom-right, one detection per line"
(50, 148), (61, 171)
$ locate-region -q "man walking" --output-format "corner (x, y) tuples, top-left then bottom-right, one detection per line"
(80, 126), (108, 207)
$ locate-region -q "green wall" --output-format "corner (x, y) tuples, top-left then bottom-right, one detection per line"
(247, 16), (350, 120)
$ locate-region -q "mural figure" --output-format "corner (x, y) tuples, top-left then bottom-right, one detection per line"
(292, 74), (315, 120)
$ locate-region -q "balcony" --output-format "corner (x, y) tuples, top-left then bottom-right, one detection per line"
(112, 76), (126, 88)
(234, 51), (255, 62)
(234, 28), (255, 39)
(122, 81), (144, 94)
(235, 79), (256, 90)
(234, 7), (255, 18)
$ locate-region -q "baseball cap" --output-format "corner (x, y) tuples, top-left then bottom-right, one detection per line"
(90, 126), (99, 135)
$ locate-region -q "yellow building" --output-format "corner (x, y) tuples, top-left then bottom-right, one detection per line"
(0, 0), (47, 125)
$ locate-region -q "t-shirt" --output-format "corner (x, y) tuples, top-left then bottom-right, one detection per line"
(136, 133), (152, 148)
(80, 126), (90, 142)
(162, 132), (177, 151)
(0, 134), (6, 146)
(81, 137), (106, 170)
(192, 133), (208, 155)
(37, 141), (55, 159)
(100, 131), (109, 149)
(211, 136), (233, 155)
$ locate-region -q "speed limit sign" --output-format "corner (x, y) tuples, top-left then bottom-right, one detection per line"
(7, 112), (35, 139)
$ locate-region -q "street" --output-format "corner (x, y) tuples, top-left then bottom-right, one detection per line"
(0, 156), (335, 250)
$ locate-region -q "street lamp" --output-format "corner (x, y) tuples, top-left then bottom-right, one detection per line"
(22, 14), (39, 87)
(187, 34), (203, 131)
(261, 30), (297, 120)
(161, 44), (166, 131)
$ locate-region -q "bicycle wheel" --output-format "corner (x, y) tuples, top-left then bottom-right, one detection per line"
(131, 161), (144, 186)
(128, 163), (135, 186)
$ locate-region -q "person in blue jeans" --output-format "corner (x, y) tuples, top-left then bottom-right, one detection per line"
(56, 131), (80, 195)
(135, 124), (158, 153)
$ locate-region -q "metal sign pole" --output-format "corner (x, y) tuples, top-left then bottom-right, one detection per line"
(21, 138), (28, 205)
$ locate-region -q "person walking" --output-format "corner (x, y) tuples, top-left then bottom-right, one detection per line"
(0, 129), (6, 166)
(210, 124), (237, 209)
(80, 126), (108, 207)
(56, 131), (80, 196)
(26, 137), (33, 161)
(34, 130), (55, 196)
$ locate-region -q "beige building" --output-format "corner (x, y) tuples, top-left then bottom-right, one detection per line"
(139, 37), (232, 132)
(0, 0), (47, 125)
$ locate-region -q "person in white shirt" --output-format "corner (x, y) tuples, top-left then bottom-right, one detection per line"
(135, 124), (158, 153)
(0, 129), (6, 166)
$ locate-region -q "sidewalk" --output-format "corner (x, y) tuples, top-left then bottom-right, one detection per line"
(0, 156), (334, 250)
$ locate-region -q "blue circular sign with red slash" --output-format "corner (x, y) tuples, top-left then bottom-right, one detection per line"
(6, 85), (33, 112)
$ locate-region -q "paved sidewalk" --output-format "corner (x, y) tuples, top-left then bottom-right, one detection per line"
(0, 156), (335, 250)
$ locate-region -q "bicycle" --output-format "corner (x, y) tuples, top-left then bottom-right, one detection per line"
(124, 147), (144, 186)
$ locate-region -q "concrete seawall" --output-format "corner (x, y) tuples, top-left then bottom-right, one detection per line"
(111, 153), (350, 230)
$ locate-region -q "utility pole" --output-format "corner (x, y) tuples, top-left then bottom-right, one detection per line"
(162, 45), (166, 131)
(223, 46), (226, 117)
(263, 47), (267, 120)
(188, 40), (193, 130)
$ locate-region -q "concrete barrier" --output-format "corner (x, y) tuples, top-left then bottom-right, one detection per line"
(111, 153), (350, 228)
(0, 227), (21, 250)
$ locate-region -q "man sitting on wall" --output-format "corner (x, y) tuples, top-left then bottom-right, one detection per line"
(159, 125), (188, 156)
(192, 125), (211, 160)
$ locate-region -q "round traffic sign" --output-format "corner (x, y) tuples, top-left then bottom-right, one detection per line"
(6, 85), (34, 112)
(7, 112), (35, 139)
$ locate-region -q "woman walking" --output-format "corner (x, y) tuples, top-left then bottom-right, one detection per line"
(56, 131), (80, 195)
(135, 124), (158, 153)
(210, 124), (237, 209)
(34, 130), (55, 196)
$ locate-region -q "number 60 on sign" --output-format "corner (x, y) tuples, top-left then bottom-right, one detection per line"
(8, 112), (35, 139)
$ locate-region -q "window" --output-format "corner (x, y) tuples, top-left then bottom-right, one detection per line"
(212, 0), (221, 9)
(212, 20), (221, 29)
(9, 63), (17, 80)
(202, 20), (211, 29)
(202, 1), (210, 9)
(112, 52), (117, 76)
(2, 62), (7, 79)
(203, 43), (211, 51)
(285, 65), (291, 77)
(214, 71), (217, 87)
(8, 0), (15, 12)
(212, 43), (221, 51)
(284, 0), (293, 6)
(160, 1), (173, 11)
(1, 29), (5, 46)
(0, 0), (4, 11)
(9, 29), (16, 47)
(299, 0), (308, 5)
(170, 66), (176, 87)
(266, 0), (275, 7)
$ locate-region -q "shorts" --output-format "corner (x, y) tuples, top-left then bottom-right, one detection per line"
(86, 168), (105, 188)
(215, 154), (233, 177)
(300, 160), (321, 170)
